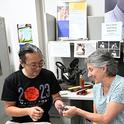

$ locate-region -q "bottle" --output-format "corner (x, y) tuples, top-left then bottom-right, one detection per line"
(79, 75), (84, 87)
(79, 74), (86, 95)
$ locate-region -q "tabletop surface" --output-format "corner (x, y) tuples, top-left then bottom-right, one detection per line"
(60, 89), (93, 100)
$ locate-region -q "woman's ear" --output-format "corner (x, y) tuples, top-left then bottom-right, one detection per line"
(102, 66), (107, 72)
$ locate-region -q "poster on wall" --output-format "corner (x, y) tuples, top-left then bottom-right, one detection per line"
(104, 0), (124, 39)
(57, 0), (87, 40)
(97, 41), (121, 58)
(17, 24), (33, 45)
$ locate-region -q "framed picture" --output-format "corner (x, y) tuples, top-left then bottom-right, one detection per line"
(17, 24), (33, 43)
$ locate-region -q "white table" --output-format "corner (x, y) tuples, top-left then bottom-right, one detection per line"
(60, 89), (93, 100)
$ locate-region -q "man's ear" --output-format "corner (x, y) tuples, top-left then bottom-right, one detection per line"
(20, 59), (24, 67)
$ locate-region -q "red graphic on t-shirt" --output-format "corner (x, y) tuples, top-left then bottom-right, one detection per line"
(24, 86), (39, 101)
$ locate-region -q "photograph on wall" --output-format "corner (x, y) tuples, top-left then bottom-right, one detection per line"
(0, 61), (2, 76)
(109, 41), (120, 58)
(57, 2), (69, 21)
(97, 41), (108, 49)
(109, 49), (119, 57)
(104, 0), (124, 39)
(57, 1), (87, 40)
(109, 41), (119, 49)
(74, 41), (96, 58)
(97, 41), (121, 58)
(17, 24), (33, 43)
(57, 2), (69, 39)
(75, 43), (85, 56)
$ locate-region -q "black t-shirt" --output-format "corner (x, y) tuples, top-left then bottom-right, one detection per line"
(1, 68), (61, 123)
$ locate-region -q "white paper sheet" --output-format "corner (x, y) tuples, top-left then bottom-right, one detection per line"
(48, 41), (70, 57)
(102, 22), (123, 41)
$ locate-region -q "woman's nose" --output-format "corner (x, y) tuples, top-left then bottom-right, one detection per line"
(87, 72), (91, 78)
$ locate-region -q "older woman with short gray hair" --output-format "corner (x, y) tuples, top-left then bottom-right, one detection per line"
(63, 49), (124, 124)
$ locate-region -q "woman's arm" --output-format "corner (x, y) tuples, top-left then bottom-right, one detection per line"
(92, 104), (97, 124)
(63, 102), (124, 124)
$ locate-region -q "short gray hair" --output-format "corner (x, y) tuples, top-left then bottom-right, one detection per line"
(86, 49), (118, 76)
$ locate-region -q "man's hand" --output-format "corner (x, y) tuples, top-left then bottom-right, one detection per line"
(27, 106), (44, 121)
(54, 100), (64, 115)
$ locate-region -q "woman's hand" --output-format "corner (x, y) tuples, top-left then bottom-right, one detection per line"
(27, 106), (44, 121)
(62, 106), (78, 117)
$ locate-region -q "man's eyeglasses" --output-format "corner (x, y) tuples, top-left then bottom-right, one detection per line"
(25, 61), (44, 69)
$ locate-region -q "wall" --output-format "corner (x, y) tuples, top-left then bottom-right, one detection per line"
(0, 0), (39, 71)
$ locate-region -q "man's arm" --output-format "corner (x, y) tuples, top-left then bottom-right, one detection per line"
(52, 93), (62, 104)
(52, 93), (64, 114)
(4, 101), (44, 121)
